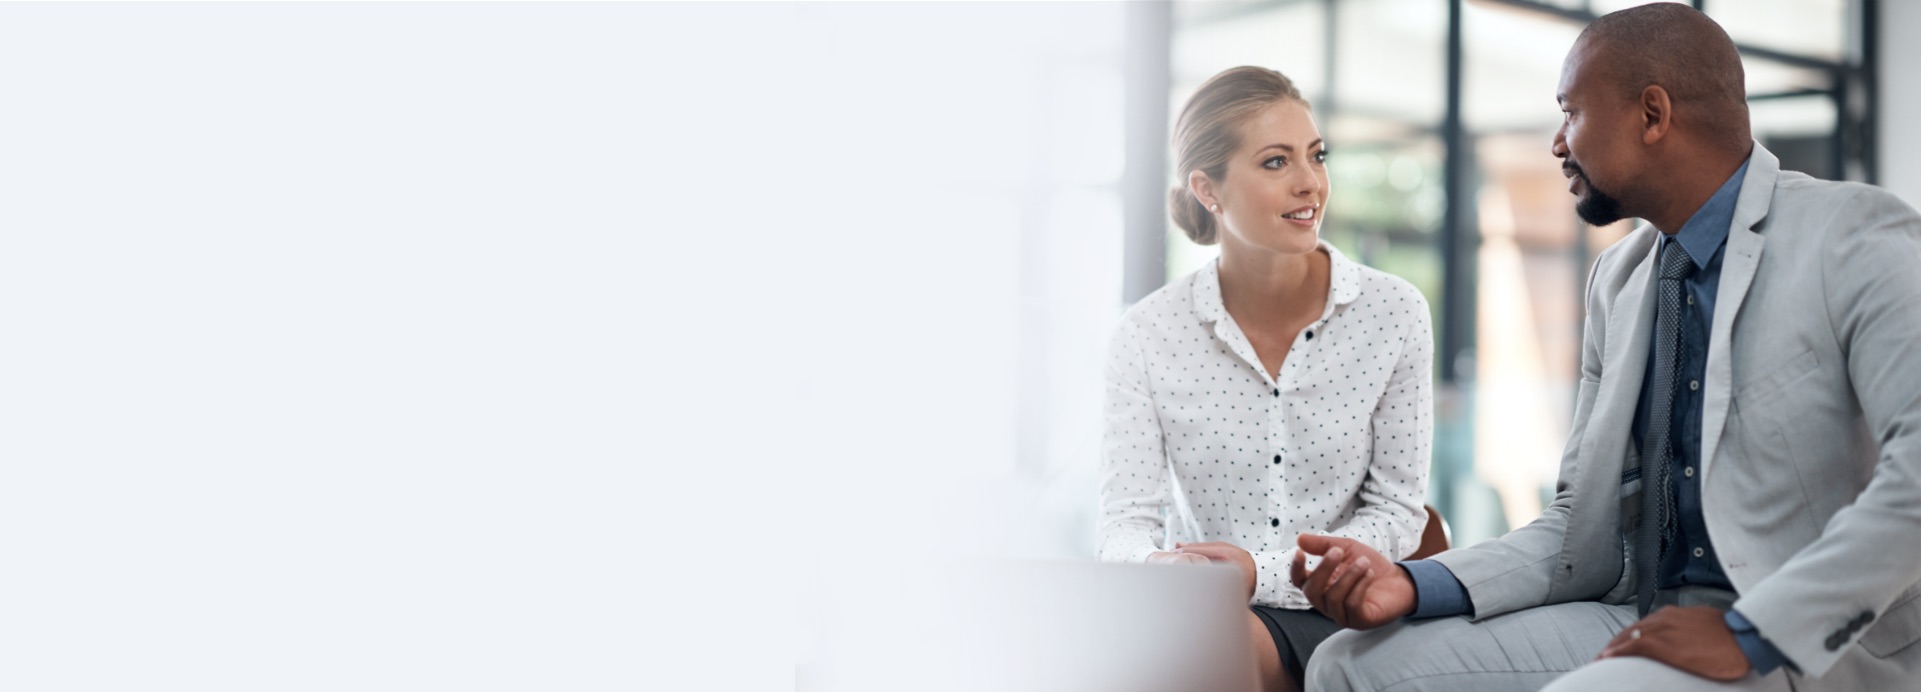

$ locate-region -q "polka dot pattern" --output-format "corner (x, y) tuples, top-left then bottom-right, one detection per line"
(1096, 243), (1435, 609)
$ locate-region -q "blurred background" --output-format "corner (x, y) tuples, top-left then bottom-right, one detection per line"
(1, 2), (1915, 690)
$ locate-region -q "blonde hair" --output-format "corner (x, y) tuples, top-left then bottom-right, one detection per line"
(1168, 67), (1307, 245)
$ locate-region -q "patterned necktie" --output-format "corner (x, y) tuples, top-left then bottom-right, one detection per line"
(1636, 238), (1695, 616)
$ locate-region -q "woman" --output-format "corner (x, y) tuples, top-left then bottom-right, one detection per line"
(1097, 66), (1433, 692)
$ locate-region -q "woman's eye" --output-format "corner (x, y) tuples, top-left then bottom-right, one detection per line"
(1313, 150), (1328, 164)
(1264, 156), (1287, 170)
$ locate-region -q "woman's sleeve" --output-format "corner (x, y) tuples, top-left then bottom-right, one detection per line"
(1097, 319), (1171, 564)
(1324, 289), (1435, 561)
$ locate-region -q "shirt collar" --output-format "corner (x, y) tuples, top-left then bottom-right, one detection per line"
(1194, 240), (1359, 324)
(1665, 157), (1751, 270)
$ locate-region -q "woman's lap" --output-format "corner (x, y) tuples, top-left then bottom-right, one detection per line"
(1250, 605), (1343, 686)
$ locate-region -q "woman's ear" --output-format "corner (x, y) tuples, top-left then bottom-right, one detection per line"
(1188, 169), (1219, 212)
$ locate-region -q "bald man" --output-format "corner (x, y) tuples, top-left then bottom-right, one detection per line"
(1292, 5), (1921, 692)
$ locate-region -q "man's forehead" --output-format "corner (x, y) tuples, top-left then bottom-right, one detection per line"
(1558, 39), (1605, 99)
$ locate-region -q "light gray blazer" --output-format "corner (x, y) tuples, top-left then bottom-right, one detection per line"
(1431, 143), (1921, 683)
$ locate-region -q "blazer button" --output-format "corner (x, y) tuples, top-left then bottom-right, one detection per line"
(1856, 611), (1877, 627)
(1825, 632), (1848, 651)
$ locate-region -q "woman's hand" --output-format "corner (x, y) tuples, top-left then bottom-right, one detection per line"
(1145, 550), (1211, 565)
(1175, 542), (1257, 601)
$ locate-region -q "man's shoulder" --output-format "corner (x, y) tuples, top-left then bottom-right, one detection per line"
(1754, 176), (1921, 258)
(1771, 172), (1882, 208)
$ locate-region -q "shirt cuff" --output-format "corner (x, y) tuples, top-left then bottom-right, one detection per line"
(1250, 548), (1295, 607)
(1398, 559), (1473, 619)
(1726, 609), (1790, 676)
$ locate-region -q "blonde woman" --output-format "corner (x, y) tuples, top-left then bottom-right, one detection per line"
(1097, 66), (1433, 692)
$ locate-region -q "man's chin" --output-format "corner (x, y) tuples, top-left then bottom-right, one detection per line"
(1575, 192), (1626, 226)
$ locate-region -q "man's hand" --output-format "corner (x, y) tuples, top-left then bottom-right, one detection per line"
(1290, 533), (1416, 629)
(1145, 550), (1210, 565)
(1597, 605), (1751, 681)
(1176, 542), (1257, 601)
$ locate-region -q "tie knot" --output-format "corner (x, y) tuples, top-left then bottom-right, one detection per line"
(1660, 240), (1695, 280)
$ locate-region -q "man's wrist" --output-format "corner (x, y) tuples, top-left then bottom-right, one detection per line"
(1398, 559), (1473, 619)
(1725, 609), (1789, 675)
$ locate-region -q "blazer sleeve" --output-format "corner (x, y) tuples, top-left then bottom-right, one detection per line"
(1733, 187), (1921, 676)
(1428, 246), (1617, 619)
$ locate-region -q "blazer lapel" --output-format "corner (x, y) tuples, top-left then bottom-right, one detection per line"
(1701, 145), (1781, 479)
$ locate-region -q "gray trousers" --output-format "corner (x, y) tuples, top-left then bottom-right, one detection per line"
(1305, 598), (1794, 692)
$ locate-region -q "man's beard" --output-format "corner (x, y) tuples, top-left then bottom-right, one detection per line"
(1568, 163), (1628, 226)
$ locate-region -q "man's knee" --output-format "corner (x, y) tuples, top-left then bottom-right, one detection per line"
(1303, 626), (1384, 692)
(1539, 658), (1780, 692)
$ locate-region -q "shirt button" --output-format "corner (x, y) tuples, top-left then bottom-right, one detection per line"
(1693, 547), (1706, 558)
(1684, 466), (1695, 478)
(1305, 330), (1314, 341)
(1270, 518), (1280, 528)
(1273, 454), (1282, 465)
(1687, 294), (1695, 306)
(1273, 388), (1279, 396)
(1689, 380), (1700, 391)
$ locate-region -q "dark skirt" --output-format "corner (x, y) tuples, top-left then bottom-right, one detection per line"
(1250, 605), (1343, 687)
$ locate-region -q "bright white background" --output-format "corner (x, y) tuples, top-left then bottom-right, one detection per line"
(0, 3), (1127, 690)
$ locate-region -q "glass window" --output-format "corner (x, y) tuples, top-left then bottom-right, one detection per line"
(1332, 0), (1447, 126)
(1752, 94), (1840, 178)
(1463, 2), (1580, 133)
(1708, 0), (1847, 63)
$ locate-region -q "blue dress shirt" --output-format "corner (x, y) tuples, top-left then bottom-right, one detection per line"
(1397, 159), (1789, 674)
(1633, 159), (1744, 593)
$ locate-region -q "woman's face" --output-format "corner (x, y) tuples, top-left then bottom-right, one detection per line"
(1195, 100), (1329, 256)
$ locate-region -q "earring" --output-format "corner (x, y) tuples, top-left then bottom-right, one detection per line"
(1209, 204), (1220, 213)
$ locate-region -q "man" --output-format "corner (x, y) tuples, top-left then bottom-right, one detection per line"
(1291, 5), (1921, 691)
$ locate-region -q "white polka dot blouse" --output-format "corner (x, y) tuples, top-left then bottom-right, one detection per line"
(1097, 242), (1434, 609)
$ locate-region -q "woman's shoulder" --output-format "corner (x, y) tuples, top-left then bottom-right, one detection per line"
(1117, 264), (1208, 329)
(1345, 261), (1432, 312)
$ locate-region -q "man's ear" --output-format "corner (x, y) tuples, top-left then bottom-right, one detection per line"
(1640, 85), (1673, 145)
(1188, 169), (1218, 211)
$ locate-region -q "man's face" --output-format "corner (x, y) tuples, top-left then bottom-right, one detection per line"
(1552, 40), (1638, 226)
